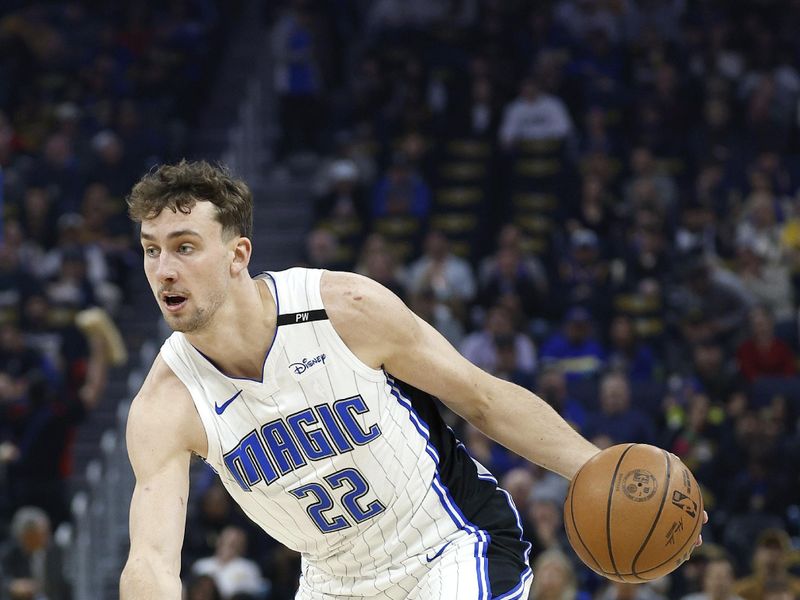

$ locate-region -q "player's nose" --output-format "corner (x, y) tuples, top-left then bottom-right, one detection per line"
(155, 253), (178, 282)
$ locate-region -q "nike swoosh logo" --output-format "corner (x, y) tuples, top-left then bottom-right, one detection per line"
(425, 540), (452, 563)
(215, 390), (242, 415)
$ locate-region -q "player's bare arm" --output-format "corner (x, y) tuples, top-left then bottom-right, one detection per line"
(120, 355), (207, 600)
(321, 270), (599, 480)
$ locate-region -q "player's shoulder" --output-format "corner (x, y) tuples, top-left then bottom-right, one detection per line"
(127, 353), (205, 456)
(320, 270), (398, 316)
(320, 270), (412, 335)
(320, 270), (417, 366)
(134, 352), (190, 407)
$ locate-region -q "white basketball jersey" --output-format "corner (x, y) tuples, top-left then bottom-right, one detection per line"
(160, 268), (523, 597)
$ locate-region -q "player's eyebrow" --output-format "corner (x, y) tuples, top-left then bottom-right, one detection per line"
(140, 229), (202, 242)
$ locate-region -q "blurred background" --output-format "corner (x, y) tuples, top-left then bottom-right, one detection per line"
(1, 0), (799, 598)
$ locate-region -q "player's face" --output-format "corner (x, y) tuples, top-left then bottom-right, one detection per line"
(140, 202), (233, 333)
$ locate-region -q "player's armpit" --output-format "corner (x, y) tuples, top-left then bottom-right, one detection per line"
(120, 366), (196, 599)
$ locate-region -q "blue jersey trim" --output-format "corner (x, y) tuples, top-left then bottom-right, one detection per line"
(387, 376), (491, 600)
(475, 468), (534, 599)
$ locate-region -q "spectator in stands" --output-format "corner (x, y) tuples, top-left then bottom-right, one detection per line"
(315, 129), (378, 194)
(670, 256), (752, 349)
(17, 186), (58, 256)
(536, 364), (587, 432)
(302, 227), (347, 272)
(681, 555), (744, 600)
(184, 481), (243, 570)
(45, 246), (98, 312)
(478, 224), (550, 319)
(30, 133), (84, 214)
(499, 77), (574, 151)
(733, 239), (794, 324)
(0, 322), (58, 387)
(446, 74), (501, 139)
(371, 152), (431, 220)
(0, 506), (70, 600)
(732, 529), (800, 600)
(665, 392), (721, 478)
(723, 428), (794, 522)
(87, 130), (139, 200)
(585, 372), (656, 445)
(528, 549), (588, 600)
(736, 191), (786, 268)
(607, 314), (660, 382)
(79, 182), (136, 298)
(622, 145), (678, 221)
(499, 467), (535, 533)
(567, 175), (617, 242)
(493, 333), (537, 390)
(407, 230), (476, 322)
(407, 286), (465, 347)
(526, 491), (571, 561)
(559, 228), (611, 319)
(579, 107), (622, 159)
(540, 306), (606, 381)
(191, 525), (269, 600)
(685, 341), (743, 409)
(621, 211), (672, 290)
(312, 159), (368, 268)
(694, 160), (738, 234)
(38, 213), (119, 312)
(736, 305), (796, 383)
(675, 201), (724, 260)
(461, 304), (537, 377)
(0, 237), (42, 325)
(353, 233), (407, 299)
(671, 544), (727, 599)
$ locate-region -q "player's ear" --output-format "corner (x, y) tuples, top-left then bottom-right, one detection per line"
(230, 236), (252, 276)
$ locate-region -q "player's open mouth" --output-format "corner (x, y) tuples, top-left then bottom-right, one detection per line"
(162, 293), (188, 312)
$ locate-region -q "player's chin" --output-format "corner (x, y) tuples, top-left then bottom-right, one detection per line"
(162, 306), (189, 326)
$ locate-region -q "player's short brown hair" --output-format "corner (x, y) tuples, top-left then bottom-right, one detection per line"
(127, 160), (253, 239)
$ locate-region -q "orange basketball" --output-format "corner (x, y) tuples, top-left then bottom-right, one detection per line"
(564, 443), (704, 583)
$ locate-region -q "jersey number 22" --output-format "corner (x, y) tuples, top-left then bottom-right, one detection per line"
(289, 467), (385, 533)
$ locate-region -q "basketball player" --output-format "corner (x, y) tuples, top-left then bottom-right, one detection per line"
(119, 161), (698, 599)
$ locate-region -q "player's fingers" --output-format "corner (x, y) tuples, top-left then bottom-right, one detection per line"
(694, 511), (708, 547)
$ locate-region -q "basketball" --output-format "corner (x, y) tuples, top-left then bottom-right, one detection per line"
(564, 444), (704, 583)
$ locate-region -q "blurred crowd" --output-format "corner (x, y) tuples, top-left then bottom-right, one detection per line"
(180, 0), (800, 599)
(0, 1), (235, 598)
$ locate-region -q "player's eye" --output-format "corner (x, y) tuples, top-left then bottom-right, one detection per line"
(178, 244), (193, 254)
(145, 247), (159, 257)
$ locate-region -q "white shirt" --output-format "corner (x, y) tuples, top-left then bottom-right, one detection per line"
(499, 95), (573, 147)
(192, 556), (268, 599)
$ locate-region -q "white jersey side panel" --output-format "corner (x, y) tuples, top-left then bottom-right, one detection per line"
(160, 268), (472, 595)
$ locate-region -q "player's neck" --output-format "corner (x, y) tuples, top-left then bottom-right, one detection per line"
(185, 278), (276, 380)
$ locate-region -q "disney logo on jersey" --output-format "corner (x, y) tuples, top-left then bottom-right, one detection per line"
(290, 354), (326, 376)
